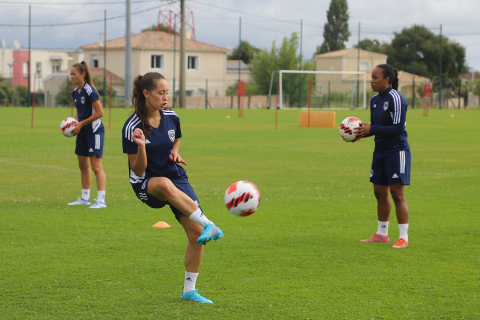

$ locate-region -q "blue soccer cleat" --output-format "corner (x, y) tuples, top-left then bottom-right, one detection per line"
(197, 223), (224, 246)
(89, 199), (107, 209)
(68, 197), (91, 206)
(180, 289), (213, 304)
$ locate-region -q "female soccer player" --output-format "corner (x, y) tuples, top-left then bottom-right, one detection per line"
(68, 61), (107, 209)
(122, 72), (224, 304)
(356, 64), (410, 248)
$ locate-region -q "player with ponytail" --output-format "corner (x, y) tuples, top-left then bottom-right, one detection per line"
(67, 61), (107, 209)
(122, 72), (224, 304)
(356, 64), (411, 248)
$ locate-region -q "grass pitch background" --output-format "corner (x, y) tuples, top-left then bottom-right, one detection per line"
(0, 107), (479, 319)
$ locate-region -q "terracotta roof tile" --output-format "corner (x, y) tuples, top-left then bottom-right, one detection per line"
(316, 48), (387, 58)
(80, 31), (230, 52)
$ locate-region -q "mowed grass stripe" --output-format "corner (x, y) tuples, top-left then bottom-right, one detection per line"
(0, 107), (479, 319)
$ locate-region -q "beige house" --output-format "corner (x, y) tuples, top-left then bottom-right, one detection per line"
(315, 48), (430, 99)
(80, 31), (230, 98)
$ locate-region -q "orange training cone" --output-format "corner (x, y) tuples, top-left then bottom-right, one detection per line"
(153, 221), (171, 228)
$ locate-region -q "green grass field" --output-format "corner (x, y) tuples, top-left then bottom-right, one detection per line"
(0, 107), (479, 319)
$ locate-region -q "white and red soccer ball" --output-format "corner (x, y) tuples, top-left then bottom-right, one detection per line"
(339, 117), (362, 142)
(224, 180), (260, 217)
(60, 117), (77, 137)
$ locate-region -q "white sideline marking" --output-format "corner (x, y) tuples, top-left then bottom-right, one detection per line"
(0, 160), (124, 178)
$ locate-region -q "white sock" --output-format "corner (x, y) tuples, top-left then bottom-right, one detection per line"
(398, 223), (409, 242)
(188, 208), (212, 227)
(377, 221), (389, 236)
(97, 191), (106, 203)
(184, 271), (198, 293)
(82, 189), (90, 201)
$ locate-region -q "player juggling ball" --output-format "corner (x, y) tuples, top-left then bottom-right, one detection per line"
(68, 61), (107, 209)
(355, 64), (411, 249)
(122, 72), (224, 304)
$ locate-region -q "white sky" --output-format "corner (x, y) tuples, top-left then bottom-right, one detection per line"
(1, 0), (479, 72)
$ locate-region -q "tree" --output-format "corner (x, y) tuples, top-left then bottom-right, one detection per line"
(317, 0), (350, 54)
(250, 32), (315, 107)
(0, 76), (13, 106)
(227, 41), (261, 64)
(141, 24), (177, 34)
(354, 38), (388, 54)
(385, 25), (467, 80)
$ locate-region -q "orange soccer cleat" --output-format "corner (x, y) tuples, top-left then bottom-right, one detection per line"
(392, 238), (408, 248)
(360, 233), (390, 243)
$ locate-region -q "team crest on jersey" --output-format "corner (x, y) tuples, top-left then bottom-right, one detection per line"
(168, 130), (175, 142)
(373, 104), (376, 109)
(383, 101), (389, 110)
(81, 96), (85, 104)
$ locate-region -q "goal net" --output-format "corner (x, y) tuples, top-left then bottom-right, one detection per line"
(268, 70), (368, 110)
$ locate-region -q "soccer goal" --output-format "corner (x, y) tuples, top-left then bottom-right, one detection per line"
(268, 70), (368, 110)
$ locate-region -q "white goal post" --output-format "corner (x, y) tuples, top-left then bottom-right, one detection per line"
(275, 70), (367, 109)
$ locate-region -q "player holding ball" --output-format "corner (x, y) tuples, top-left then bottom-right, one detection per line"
(356, 64), (411, 248)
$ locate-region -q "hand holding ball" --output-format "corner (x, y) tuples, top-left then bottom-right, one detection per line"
(60, 117), (78, 137)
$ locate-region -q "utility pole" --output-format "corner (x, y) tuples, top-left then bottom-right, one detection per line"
(412, 24), (416, 109)
(8, 62), (14, 106)
(103, 10), (107, 109)
(124, 0), (132, 107)
(238, 17), (241, 110)
(439, 24), (442, 109)
(173, 14), (176, 108)
(179, 0), (186, 108)
(357, 22), (360, 109)
(299, 19), (302, 108)
(28, 5), (31, 107)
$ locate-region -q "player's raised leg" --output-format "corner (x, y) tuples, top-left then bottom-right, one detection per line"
(147, 177), (223, 245)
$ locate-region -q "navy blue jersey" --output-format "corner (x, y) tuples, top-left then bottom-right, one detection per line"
(122, 110), (185, 187)
(368, 87), (409, 154)
(72, 83), (103, 133)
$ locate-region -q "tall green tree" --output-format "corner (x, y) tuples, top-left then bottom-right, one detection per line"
(385, 25), (467, 80)
(354, 38), (388, 54)
(317, 0), (350, 54)
(227, 41), (261, 64)
(250, 32), (315, 106)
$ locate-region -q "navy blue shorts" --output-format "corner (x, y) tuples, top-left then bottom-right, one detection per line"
(370, 149), (411, 186)
(75, 130), (104, 158)
(133, 174), (200, 223)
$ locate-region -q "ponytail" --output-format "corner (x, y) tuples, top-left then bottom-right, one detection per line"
(131, 72), (166, 137)
(377, 64), (398, 90)
(72, 61), (96, 90)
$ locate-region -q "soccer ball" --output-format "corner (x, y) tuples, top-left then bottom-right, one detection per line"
(224, 180), (261, 217)
(339, 117), (362, 142)
(60, 117), (78, 137)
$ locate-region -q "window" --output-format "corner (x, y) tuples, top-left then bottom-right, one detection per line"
(36, 62), (42, 74)
(318, 85), (323, 94)
(187, 55), (198, 71)
(150, 54), (164, 69)
(90, 53), (99, 68)
(360, 61), (369, 71)
(52, 64), (60, 73)
(23, 62), (28, 77)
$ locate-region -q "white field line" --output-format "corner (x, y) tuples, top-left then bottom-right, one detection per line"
(0, 160), (124, 178)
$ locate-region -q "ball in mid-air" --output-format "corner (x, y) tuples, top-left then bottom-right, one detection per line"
(339, 117), (362, 142)
(224, 180), (260, 217)
(60, 117), (78, 137)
